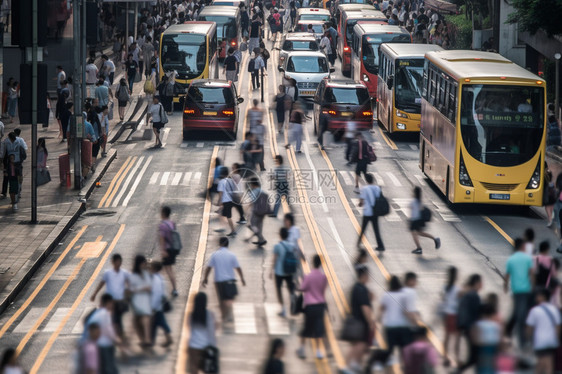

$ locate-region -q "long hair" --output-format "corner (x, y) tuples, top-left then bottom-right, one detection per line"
(191, 292), (208, 326)
(37, 138), (48, 157)
(132, 255), (146, 274)
(268, 338), (284, 359)
(445, 266), (457, 293)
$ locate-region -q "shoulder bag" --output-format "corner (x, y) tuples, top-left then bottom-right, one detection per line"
(372, 187), (390, 216)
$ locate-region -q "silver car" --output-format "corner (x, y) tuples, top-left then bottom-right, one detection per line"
(278, 51), (334, 98)
(276, 33), (320, 66)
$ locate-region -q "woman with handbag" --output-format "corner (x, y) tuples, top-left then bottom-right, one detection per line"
(296, 255), (327, 360)
(36, 138), (51, 186)
(188, 292), (217, 374)
(410, 186), (440, 255)
(129, 255), (153, 348)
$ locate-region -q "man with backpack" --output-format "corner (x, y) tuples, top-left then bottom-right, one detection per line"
(248, 177), (270, 247)
(158, 206), (180, 297)
(271, 227), (297, 317)
(350, 132), (376, 193)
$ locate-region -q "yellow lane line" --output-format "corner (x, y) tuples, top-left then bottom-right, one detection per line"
(0, 225), (88, 339)
(176, 146), (219, 374)
(30, 224), (126, 374)
(483, 216), (515, 246)
(98, 156), (133, 208)
(15, 235), (104, 356)
(377, 126), (398, 150)
(319, 149), (445, 358)
(104, 156), (138, 208)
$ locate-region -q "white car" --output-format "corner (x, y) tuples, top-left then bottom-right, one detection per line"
(277, 33), (320, 66)
(278, 51), (334, 98)
(296, 8), (331, 24)
(294, 20), (326, 41)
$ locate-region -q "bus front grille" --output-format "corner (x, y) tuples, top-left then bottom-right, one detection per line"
(480, 182), (519, 191)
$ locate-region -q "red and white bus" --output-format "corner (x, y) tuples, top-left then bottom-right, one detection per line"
(350, 23), (411, 97)
(337, 8), (386, 77)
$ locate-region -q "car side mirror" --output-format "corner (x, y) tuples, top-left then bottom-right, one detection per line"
(278, 66), (284, 72)
(329, 67), (336, 73)
(237, 97), (244, 104)
(387, 76), (394, 90)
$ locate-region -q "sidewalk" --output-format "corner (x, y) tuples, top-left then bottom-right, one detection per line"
(0, 75), (149, 313)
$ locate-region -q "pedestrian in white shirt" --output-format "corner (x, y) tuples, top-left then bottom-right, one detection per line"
(90, 254), (130, 340)
(86, 294), (121, 374)
(147, 95), (166, 147)
(357, 173), (385, 251)
(188, 292), (217, 374)
(402, 272), (420, 322)
(85, 59), (99, 86)
(526, 288), (561, 374)
(150, 261), (173, 347)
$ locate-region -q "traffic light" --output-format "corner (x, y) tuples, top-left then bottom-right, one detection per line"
(11, 0), (48, 48)
(18, 63), (49, 125)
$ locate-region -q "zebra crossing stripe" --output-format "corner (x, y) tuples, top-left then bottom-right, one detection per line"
(340, 170), (354, 186)
(385, 172), (402, 187)
(233, 303), (257, 334)
(43, 308), (71, 333)
(374, 173), (385, 186)
(193, 172), (202, 185)
(149, 172), (160, 185)
(160, 172), (170, 185)
(182, 172), (193, 186)
(171, 172), (182, 186)
(13, 308), (44, 334)
(264, 303), (290, 335)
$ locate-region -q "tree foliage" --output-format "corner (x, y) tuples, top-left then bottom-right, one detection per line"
(507, 0), (562, 37)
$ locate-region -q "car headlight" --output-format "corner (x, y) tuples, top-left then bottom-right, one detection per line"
(396, 110), (408, 118)
(362, 74), (369, 82)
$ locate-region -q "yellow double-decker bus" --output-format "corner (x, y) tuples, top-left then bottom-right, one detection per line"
(159, 22), (219, 103)
(420, 50), (546, 206)
(377, 43), (442, 132)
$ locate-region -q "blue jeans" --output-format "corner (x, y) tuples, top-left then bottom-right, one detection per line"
(127, 73), (135, 93)
(151, 310), (171, 342)
(7, 97), (17, 117)
(272, 188), (289, 217)
(506, 293), (531, 348)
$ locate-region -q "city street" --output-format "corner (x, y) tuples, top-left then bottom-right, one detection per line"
(0, 31), (560, 374)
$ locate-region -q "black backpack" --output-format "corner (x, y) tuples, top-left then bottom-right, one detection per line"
(535, 257), (553, 288)
(281, 243), (298, 275)
(248, 58), (256, 72)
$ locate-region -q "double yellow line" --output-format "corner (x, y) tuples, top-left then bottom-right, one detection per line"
(98, 156), (137, 208)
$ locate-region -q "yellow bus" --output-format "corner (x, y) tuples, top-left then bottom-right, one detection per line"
(159, 22), (219, 103)
(420, 50), (546, 205)
(377, 43), (442, 133)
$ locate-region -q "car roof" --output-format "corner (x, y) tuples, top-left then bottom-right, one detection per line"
(297, 7), (331, 13)
(343, 9), (386, 19)
(286, 50), (327, 58)
(198, 5), (240, 15)
(191, 79), (233, 88)
(296, 19), (326, 24)
(381, 43), (443, 58)
(284, 33), (318, 40)
(324, 79), (367, 88)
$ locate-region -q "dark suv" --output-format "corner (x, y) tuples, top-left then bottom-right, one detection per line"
(313, 79), (372, 139)
(183, 79), (244, 140)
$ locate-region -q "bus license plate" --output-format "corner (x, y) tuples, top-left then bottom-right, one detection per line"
(490, 193), (510, 200)
(203, 111), (217, 116)
(341, 112), (353, 117)
(300, 90), (315, 96)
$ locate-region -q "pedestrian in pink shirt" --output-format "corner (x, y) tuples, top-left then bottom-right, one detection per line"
(402, 327), (439, 374)
(296, 255), (327, 360)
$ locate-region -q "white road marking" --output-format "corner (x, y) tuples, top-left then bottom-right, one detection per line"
(112, 156), (145, 207)
(373, 141), (383, 149)
(182, 172), (193, 186)
(160, 171), (170, 185)
(125, 143), (136, 151)
(149, 172), (160, 185)
(13, 308), (44, 334)
(196, 142), (204, 148)
(409, 144), (418, 150)
(193, 172), (202, 185)
(233, 303), (257, 334)
(264, 303), (290, 335)
(414, 174), (427, 186)
(160, 127), (170, 147)
(386, 172), (402, 187)
(123, 156), (153, 207)
(71, 309), (92, 334)
(171, 172), (182, 186)
(181, 142), (188, 148)
(432, 201), (461, 222)
(374, 172), (385, 186)
(327, 216), (354, 270)
(351, 198), (361, 210)
(43, 307), (71, 332)
(340, 170), (354, 186)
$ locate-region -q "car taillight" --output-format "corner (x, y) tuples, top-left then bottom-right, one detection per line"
(230, 40), (237, 46)
(184, 109), (195, 114)
(362, 110), (373, 117)
(322, 109), (337, 115)
(343, 46), (350, 52)
(222, 109), (235, 116)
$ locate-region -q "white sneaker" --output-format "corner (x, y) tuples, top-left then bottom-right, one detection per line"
(316, 349), (324, 359)
(296, 347), (306, 359)
(12, 203), (18, 211)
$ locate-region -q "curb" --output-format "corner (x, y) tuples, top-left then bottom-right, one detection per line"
(0, 149), (117, 315)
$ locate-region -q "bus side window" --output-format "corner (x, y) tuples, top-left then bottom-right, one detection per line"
(422, 61), (429, 99)
(448, 83), (457, 122)
(429, 69), (437, 106)
(438, 76), (446, 114)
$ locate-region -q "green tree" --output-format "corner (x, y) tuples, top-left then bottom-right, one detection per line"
(507, 0), (562, 37)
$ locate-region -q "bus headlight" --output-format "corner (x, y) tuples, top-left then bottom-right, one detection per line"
(363, 74), (369, 82)
(396, 110), (408, 118)
(526, 160), (541, 189)
(396, 123), (406, 130)
(459, 154), (473, 187)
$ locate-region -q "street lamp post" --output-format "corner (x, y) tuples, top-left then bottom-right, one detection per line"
(554, 53), (562, 119)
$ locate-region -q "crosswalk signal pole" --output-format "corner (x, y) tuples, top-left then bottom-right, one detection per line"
(72, 0), (83, 189)
(31, 0), (38, 223)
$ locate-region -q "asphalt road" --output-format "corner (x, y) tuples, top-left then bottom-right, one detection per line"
(0, 33), (557, 374)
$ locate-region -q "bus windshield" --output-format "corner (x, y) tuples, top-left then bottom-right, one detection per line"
(287, 56), (329, 73)
(161, 34), (207, 80)
(361, 34), (410, 74)
(460, 85), (544, 167)
(199, 16), (237, 39)
(394, 59), (424, 112)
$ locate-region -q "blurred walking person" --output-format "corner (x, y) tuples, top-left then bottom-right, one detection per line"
(129, 255), (153, 348)
(188, 292), (217, 374)
(357, 173), (385, 251)
(270, 228), (297, 317)
(263, 338), (285, 374)
(0, 348), (25, 374)
(116, 78), (130, 121)
(150, 261), (173, 347)
(158, 206), (179, 296)
(287, 101), (305, 153)
(402, 327), (439, 374)
(297, 255), (327, 359)
(409, 186), (440, 254)
(441, 266), (460, 367)
(457, 274), (483, 372)
(271, 155), (290, 218)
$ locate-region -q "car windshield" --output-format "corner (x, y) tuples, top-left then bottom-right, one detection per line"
(186, 86), (235, 104)
(300, 14), (331, 21)
(198, 15), (237, 39)
(297, 24), (324, 34)
(394, 58), (424, 112)
(282, 40), (319, 51)
(324, 87), (369, 104)
(460, 85), (544, 167)
(161, 34), (207, 80)
(361, 34), (410, 74)
(287, 56), (329, 73)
